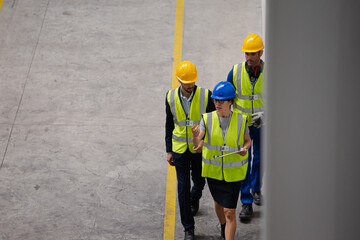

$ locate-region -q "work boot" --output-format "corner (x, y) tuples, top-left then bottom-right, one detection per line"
(239, 204), (253, 221)
(184, 228), (195, 240)
(253, 191), (263, 206)
(191, 199), (199, 216)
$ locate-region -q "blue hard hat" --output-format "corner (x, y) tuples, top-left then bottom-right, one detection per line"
(211, 81), (236, 100)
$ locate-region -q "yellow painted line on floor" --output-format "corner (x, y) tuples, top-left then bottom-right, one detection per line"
(0, 0), (4, 11)
(163, 0), (183, 239)
(171, 0), (183, 90)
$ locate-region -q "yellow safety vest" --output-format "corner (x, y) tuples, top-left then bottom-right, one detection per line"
(202, 111), (248, 182)
(167, 87), (209, 154)
(232, 62), (265, 126)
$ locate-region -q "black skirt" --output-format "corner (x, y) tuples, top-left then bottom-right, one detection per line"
(206, 177), (242, 209)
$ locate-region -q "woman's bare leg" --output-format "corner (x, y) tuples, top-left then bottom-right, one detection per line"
(224, 208), (236, 240)
(214, 201), (226, 225)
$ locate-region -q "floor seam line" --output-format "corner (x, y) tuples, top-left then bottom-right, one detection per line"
(0, 0), (51, 170)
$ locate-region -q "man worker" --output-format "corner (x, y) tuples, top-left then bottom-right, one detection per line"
(165, 61), (215, 240)
(227, 34), (265, 221)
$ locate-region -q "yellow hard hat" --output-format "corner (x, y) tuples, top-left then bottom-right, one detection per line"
(242, 34), (264, 52)
(175, 61), (198, 84)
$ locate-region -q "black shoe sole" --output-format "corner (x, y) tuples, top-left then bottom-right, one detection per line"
(254, 200), (262, 206)
(239, 215), (252, 220)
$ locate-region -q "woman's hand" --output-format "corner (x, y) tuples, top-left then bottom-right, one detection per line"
(238, 147), (248, 156)
(193, 140), (204, 153)
(192, 125), (205, 153)
(191, 125), (200, 138)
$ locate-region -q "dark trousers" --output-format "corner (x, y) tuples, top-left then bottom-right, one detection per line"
(173, 150), (205, 230)
(241, 126), (263, 204)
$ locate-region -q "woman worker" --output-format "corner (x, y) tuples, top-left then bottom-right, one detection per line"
(191, 81), (251, 240)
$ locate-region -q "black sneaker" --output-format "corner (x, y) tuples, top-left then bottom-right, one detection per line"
(184, 228), (195, 240)
(191, 199), (199, 216)
(253, 191), (263, 206)
(219, 223), (225, 240)
(239, 204), (253, 221)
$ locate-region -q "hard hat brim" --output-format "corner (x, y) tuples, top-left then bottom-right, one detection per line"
(242, 47), (264, 52)
(211, 95), (236, 100)
(177, 76), (197, 84)
(210, 94), (236, 100)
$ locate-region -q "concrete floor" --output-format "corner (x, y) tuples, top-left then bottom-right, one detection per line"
(0, 0), (263, 239)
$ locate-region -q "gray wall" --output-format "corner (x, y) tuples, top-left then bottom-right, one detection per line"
(265, 0), (360, 239)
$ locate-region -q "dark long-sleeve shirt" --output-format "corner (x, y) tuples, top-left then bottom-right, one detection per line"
(165, 85), (215, 154)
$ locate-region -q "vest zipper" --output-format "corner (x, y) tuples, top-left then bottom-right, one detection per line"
(186, 116), (189, 149)
(222, 143), (225, 180)
(251, 77), (256, 114)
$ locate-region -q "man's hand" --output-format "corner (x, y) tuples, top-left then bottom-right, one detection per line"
(167, 153), (174, 166)
(251, 111), (264, 128)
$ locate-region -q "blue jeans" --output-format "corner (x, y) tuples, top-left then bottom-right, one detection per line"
(173, 150), (205, 230)
(240, 126), (263, 204)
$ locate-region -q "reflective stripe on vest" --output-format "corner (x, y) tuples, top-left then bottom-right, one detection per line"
(232, 62), (265, 125)
(201, 111), (248, 182)
(233, 103), (264, 114)
(167, 87), (208, 153)
(172, 135), (192, 143)
(169, 88), (205, 127)
(202, 158), (248, 168)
